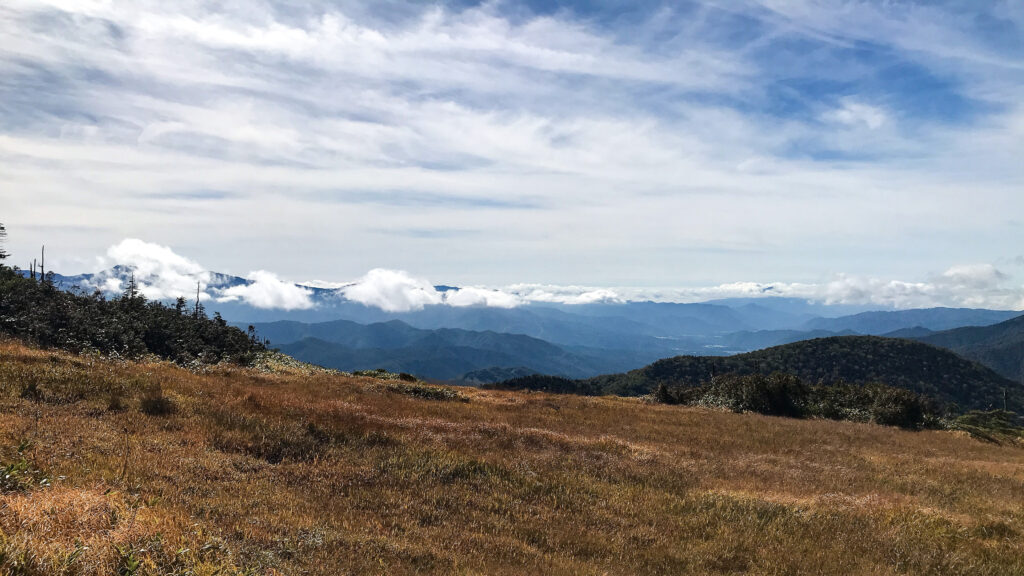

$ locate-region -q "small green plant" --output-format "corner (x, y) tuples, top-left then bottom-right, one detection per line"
(116, 544), (142, 576)
(1, 440), (49, 493)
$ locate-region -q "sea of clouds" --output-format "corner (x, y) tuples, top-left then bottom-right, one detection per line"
(76, 239), (1024, 313)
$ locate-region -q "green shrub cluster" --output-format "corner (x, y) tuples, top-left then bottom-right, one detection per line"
(654, 373), (942, 429)
(381, 382), (469, 402)
(950, 410), (1024, 444)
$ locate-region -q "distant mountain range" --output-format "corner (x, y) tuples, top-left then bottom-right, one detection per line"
(30, 266), (1024, 384)
(492, 336), (1023, 413)
(253, 319), (662, 380)
(803, 308), (1020, 334)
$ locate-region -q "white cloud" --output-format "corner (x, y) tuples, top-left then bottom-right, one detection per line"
(939, 264), (1007, 290)
(98, 277), (124, 294)
(95, 239), (316, 310)
(218, 270), (315, 310)
(301, 279), (353, 290)
(493, 265), (1024, 310)
(823, 98), (887, 130)
(72, 242), (1024, 312)
(506, 284), (624, 305)
(444, 286), (523, 308)
(339, 268), (443, 312)
(98, 238), (210, 301)
(614, 266), (1024, 311)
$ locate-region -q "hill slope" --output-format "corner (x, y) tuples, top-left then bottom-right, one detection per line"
(915, 314), (1024, 382)
(499, 336), (1022, 412)
(1, 340), (1022, 575)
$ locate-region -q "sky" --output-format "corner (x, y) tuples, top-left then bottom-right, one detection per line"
(2, 0), (1024, 310)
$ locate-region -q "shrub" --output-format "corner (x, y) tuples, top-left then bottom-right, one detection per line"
(869, 385), (928, 429)
(140, 382), (175, 416)
(703, 373), (807, 417)
(665, 374), (940, 430)
(382, 382), (468, 402)
(108, 389), (127, 412)
(19, 381), (40, 401)
(354, 369), (389, 378)
(805, 384), (874, 422)
(950, 410), (1023, 444)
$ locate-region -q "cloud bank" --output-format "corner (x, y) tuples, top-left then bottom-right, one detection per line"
(77, 239), (1024, 312)
(92, 239), (315, 310)
(98, 238), (210, 301)
(340, 269), (443, 312)
(218, 270), (315, 311)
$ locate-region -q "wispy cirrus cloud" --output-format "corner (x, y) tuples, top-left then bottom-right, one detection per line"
(1, 1), (1022, 291)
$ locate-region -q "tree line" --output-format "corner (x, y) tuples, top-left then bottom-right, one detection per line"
(0, 224), (265, 366)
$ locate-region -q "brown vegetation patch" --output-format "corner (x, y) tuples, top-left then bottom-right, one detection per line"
(1, 339), (1022, 575)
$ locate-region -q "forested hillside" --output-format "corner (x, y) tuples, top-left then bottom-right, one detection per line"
(0, 262), (265, 366)
(494, 336), (1023, 412)
(915, 315), (1024, 383)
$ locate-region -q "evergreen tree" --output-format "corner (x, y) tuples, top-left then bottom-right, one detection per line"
(653, 382), (675, 404)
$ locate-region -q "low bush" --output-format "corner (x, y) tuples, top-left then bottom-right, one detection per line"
(950, 410), (1023, 444)
(140, 382), (175, 416)
(869, 385), (930, 428)
(701, 373), (808, 417)
(354, 369), (389, 378)
(382, 382), (469, 402)
(653, 373), (940, 429)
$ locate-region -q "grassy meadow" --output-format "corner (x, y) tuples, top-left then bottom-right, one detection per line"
(1, 339), (1022, 575)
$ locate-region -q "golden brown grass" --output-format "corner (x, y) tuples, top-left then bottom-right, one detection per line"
(1, 339), (1022, 575)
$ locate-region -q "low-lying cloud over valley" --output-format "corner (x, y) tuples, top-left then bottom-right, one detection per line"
(69, 240), (1024, 312)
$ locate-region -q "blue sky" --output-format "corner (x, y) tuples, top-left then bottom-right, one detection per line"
(2, 0), (1024, 309)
